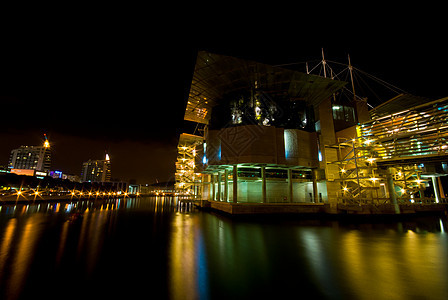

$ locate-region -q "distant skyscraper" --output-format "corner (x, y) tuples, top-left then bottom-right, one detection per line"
(81, 153), (111, 182)
(9, 135), (51, 172)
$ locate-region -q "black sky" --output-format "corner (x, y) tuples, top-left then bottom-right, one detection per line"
(0, 15), (446, 184)
(0, 34), (197, 184)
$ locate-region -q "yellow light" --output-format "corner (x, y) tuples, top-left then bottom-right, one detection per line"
(401, 189), (406, 194)
(17, 191), (22, 195)
(370, 177), (378, 182)
(343, 186), (349, 192)
(367, 157), (375, 164)
(44, 140), (50, 148)
(341, 168), (346, 173)
(416, 179), (423, 184)
(397, 171), (402, 177)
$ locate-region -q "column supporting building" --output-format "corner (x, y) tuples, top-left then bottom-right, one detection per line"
(217, 171), (221, 201)
(208, 175), (213, 201)
(438, 177), (445, 201)
(224, 169), (228, 202)
(386, 168), (400, 214)
(233, 165), (238, 203)
(261, 166), (267, 203)
(211, 174), (215, 201)
(312, 169), (319, 203)
(432, 176), (441, 203)
(288, 168), (293, 203)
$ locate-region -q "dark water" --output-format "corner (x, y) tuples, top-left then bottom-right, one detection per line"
(0, 197), (447, 300)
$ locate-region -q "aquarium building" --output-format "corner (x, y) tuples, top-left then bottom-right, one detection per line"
(176, 51), (448, 214)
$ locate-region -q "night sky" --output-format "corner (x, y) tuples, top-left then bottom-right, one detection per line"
(0, 19), (446, 184)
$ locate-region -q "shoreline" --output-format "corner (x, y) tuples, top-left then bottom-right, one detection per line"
(0, 194), (145, 205)
(2, 196), (447, 219)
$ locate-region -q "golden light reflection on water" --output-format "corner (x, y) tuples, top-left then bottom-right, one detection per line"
(169, 212), (201, 300)
(55, 221), (69, 265)
(0, 218), (16, 284)
(0, 199), (447, 299)
(7, 215), (44, 299)
(167, 213), (448, 299)
(338, 229), (448, 299)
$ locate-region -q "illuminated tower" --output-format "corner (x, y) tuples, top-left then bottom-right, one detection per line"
(105, 153), (111, 181)
(81, 152), (111, 182)
(175, 134), (203, 195)
(42, 134), (51, 171)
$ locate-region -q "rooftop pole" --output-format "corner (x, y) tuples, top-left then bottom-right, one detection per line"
(321, 48), (327, 78)
(348, 54), (356, 101)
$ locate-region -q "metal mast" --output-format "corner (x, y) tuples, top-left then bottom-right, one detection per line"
(348, 54), (356, 101)
(321, 48), (327, 78)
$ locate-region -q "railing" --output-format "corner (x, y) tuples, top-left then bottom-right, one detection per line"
(359, 97), (448, 161)
(327, 97), (448, 206)
(339, 196), (448, 205)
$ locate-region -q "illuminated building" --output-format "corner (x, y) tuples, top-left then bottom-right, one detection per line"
(10, 169), (36, 176)
(49, 170), (63, 179)
(81, 153), (111, 182)
(176, 51), (447, 214)
(8, 135), (51, 172)
(148, 181), (176, 195)
(326, 95), (448, 210)
(175, 133), (203, 195)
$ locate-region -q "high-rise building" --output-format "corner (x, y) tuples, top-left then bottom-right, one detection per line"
(9, 135), (51, 172)
(81, 153), (111, 182)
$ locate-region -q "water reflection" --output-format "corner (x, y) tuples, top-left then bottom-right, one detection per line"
(176, 214), (448, 299)
(0, 196), (192, 218)
(169, 212), (209, 300)
(0, 196), (192, 299)
(0, 215), (44, 299)
(0, 197), (447, 299)
(338, 229), (448, 299)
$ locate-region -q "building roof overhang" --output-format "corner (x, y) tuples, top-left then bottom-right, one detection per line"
(185, 51), (347, 124)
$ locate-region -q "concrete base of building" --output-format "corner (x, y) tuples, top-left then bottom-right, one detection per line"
(338, 203), (448, 215)
(208, 201), (328, 215)
(198, 200), (448, 216)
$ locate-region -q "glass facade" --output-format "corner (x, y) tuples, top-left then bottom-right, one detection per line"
(210, 91), (315, 132)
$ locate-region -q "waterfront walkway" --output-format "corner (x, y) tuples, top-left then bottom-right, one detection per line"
(0, 193), (141, 204)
